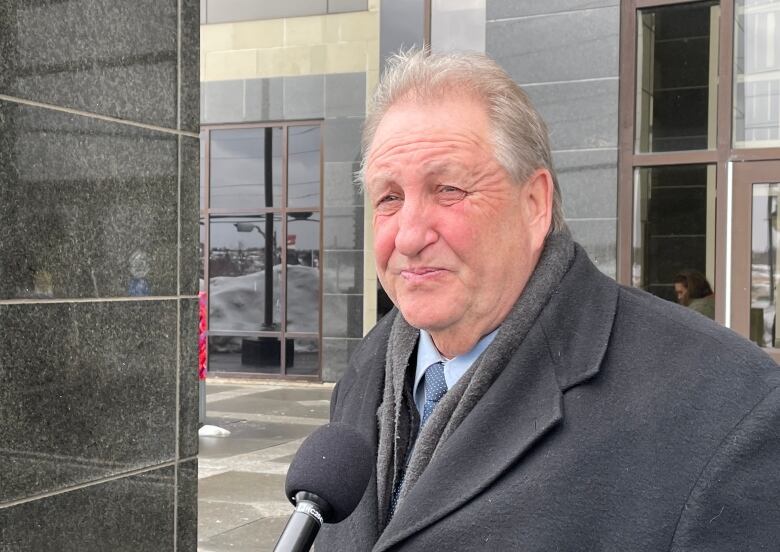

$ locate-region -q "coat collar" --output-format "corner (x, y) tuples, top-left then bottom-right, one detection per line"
(330, 247), (619, 551)
(540, 244), (619, 392)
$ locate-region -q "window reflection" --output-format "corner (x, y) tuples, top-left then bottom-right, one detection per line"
(286, 217), (321, 333)
(750, 183), (780, 346)
(632, 165), (716, 301)
(210, 127), (282, 209)
(208, 335), (289, 374)
(288, 126), (321, 208)
(200, 131), (207, 211)
(199, 219), (205, 292)
(203, 123), (323, 377)
(287, 337), (320, 376)
(734, 0), (780, 147)
(209, 216), (283, 331)
(636, 2), (719, 152)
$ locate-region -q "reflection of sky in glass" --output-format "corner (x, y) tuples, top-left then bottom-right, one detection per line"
(735, 1), (780, 145)
(288, 126), (321, 207)
(200, 131), (206, 209)
(209, 216), (319, 251)
(211, 217), (276, 249)
(209, 127), (283, 209)
(288, 219), (319, 250)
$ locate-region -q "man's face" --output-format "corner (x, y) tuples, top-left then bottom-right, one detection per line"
(675, 282), (690, 306)
(364, 95), (552, 356)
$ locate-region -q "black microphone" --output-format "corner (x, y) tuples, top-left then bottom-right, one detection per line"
(273, 422), (372, 552)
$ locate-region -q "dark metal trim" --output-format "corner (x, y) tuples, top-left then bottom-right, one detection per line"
(730, 160), (780, 363)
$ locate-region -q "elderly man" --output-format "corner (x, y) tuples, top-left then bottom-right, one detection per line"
(317, 50), (780, 551)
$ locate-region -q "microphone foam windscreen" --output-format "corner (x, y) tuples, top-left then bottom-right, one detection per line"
(285, 422), (372, 523)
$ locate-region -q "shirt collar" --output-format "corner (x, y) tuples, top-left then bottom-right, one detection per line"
(413, 328), (499, 412)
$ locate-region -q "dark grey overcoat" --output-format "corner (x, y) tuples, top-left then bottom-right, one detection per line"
(317, 246), (780, 551)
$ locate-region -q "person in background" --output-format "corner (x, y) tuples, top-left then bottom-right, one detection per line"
(674, 270), (715, 319)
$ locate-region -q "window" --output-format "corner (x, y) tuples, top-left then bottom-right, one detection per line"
(632, 165), (716, 299)
(636, 2), (720, 152)
(621, 0), (780, 357)
(734, 0), (780, 147)
(201, 122), (323, 379)
(624, 1), (720, 302)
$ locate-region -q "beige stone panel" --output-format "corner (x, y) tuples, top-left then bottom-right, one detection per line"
(365, 39), (379, 71)
(276, 45), (316, 75)
(284, 16), (325, 46)
(201, 24), (234, 53)
(204, 49), (257, 81)
(309, 45), (328, 74)
(325, 12), (378, 43)
(232, 20), (285, 50)
(256, 48), (288, 77)
(369, 0), (380, 12)
(325, 42), (369, 73)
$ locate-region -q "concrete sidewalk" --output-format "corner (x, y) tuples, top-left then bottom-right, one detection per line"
(197, 380), (333, 552)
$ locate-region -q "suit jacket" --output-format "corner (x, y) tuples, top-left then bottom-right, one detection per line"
(317, 246), (780, 551)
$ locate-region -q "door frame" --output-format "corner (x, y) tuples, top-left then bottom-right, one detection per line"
(731, 160), (780, 363)
(617, 0), (736, 325)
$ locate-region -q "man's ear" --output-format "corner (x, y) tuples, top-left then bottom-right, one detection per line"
(522, 168), (554, 251)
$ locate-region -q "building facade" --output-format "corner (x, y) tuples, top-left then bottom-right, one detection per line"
(200, 0), (780, 383)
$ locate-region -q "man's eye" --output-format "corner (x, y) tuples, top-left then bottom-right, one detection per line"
(375, 195), (401, 209)
(438, 186), (466, 201)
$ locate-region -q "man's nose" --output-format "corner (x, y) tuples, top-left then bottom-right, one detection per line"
(394, 200), (437, 257)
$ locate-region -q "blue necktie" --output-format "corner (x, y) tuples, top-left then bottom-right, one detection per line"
(421, 361), (448, 427)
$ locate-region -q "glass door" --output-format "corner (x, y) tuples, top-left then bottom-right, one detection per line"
(731, 160), (780, 361)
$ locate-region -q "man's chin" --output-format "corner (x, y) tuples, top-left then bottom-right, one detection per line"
(396, 306), (454, 333)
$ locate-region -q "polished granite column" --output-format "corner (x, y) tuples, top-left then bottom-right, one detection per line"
(0, 1), (199, 550)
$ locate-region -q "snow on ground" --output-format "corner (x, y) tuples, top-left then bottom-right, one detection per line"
(208, 264), (329, 354)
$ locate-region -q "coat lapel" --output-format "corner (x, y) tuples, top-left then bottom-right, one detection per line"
(373, 248), (619, 552)
(323, 318), (392, 548)
(373, 321), (563, 551)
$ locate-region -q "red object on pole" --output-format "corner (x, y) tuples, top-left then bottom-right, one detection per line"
(198, 291), (208, 380)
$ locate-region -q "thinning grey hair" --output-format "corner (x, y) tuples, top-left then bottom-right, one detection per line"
(359, 48), (568, 235)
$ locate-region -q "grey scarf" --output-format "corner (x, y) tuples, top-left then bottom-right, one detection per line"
(375, 232), (575, 529)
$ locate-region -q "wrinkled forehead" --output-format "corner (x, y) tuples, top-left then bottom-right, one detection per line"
(365, 94), (495, 164)
(367, 89), (491, 145)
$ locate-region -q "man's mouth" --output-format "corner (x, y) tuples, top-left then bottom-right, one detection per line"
(400, 267), (445, 281)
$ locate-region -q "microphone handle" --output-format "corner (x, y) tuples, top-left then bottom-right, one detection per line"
(273, 499), (324, 552)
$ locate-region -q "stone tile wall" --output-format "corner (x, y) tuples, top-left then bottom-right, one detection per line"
(487, 0), (620, 276)
(200, 10), (379, 83)
(0, 0), (199, 549)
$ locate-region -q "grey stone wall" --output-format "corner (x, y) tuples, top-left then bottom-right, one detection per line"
(487, 0), (620, 276)
(201, 72), (366, 382)
(0, 0), (199, 549)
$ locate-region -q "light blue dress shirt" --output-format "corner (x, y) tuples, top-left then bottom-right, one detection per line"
(412, 328), (499, 417)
